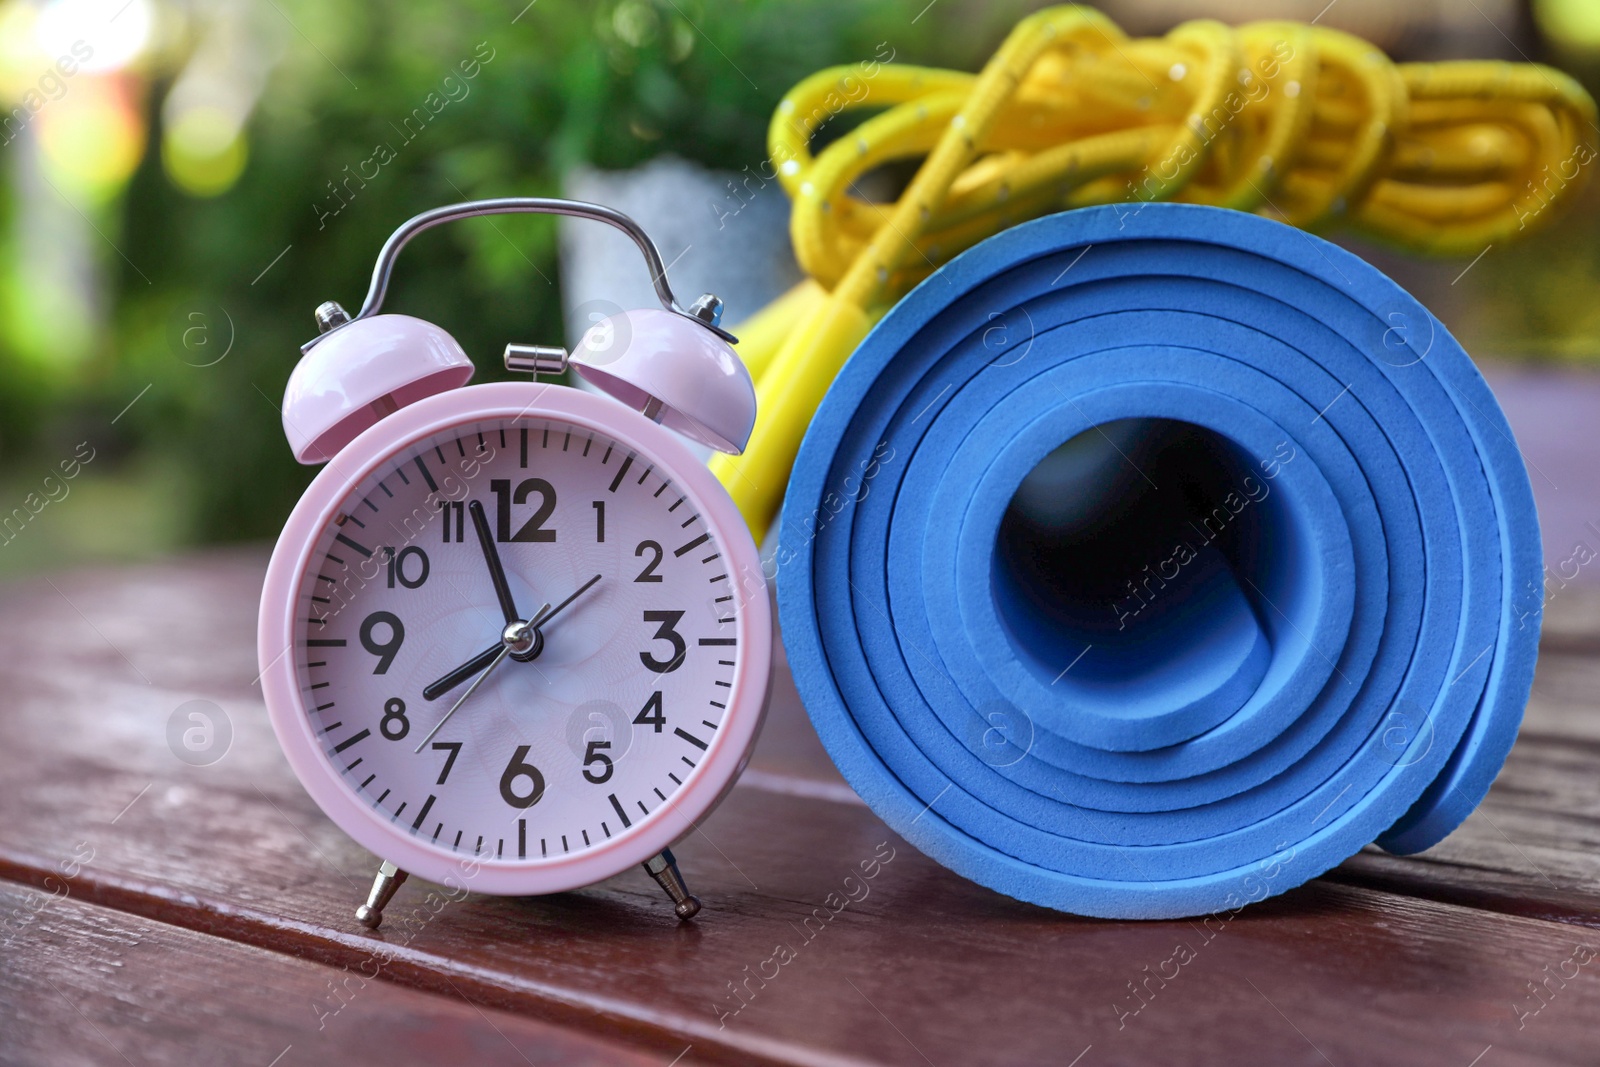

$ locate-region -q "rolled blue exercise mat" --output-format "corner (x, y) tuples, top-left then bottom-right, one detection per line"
(777, 203), (1543, 919)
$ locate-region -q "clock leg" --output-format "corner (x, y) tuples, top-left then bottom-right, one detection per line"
(643, 849), (701, 920)
(355, 859), (409, 929)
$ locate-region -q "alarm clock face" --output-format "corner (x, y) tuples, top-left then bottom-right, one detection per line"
(260, 384), (769, 894)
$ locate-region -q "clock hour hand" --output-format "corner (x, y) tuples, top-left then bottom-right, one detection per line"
(422, 600), (554, 702)
(415, 603), (551, 751)
(420, 575), (599, 701)
(468, 499), (519, 625)
(414, 644), (510, 752)
(421, 641), (501, 701)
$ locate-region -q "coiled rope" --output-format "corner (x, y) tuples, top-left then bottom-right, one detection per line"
(710, 5), (1596, 534)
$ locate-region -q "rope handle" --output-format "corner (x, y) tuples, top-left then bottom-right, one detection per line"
(711, 5), (1597, 536)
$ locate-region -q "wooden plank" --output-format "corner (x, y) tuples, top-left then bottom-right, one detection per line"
(1330, 642), (1600, 922)
(0, 881), (662, 1066)
(5, 734), (1600, 1067)
(1, 553), (1600, 1064)
(1338, 732), (1600, 902)
(1537, 585), (1600, 655)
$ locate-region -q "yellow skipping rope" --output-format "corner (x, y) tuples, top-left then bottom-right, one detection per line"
(709, 5), (1597, 537)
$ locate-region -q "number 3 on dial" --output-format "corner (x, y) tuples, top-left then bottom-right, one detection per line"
(640, 610), (685, 673)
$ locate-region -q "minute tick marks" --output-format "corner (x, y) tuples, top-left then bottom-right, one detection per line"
(293, 413), (743, 867)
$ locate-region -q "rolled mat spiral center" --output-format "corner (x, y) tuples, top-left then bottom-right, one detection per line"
(778, 203), (1543, 919)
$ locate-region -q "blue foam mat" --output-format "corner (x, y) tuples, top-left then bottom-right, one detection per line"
(778, 204), (1543, 919)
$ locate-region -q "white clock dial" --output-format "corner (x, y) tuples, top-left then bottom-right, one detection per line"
(290, 414), (743, 868)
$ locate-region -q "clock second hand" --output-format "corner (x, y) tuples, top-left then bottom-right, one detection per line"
(539, 572), (602, 628)
(414, 601), (550, 753)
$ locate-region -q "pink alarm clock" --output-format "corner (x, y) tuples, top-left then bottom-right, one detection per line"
(258, 199), (771, 927)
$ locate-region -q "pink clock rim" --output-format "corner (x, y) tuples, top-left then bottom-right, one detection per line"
(258, 381), (771, 896)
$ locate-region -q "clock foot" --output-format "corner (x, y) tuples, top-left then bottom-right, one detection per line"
(355, 859), (409, 929)
(643, 848), (701, 920)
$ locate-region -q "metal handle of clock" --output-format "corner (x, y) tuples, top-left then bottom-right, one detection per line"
(305, 197), (737, 352)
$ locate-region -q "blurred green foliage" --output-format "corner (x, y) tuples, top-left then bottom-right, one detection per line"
(3, 0), (1598, 578)
(0, 0), (1023, 567)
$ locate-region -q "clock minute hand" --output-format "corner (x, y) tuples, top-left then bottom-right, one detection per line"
(419, 502), (521, 701)
(468, 499), (519, 625)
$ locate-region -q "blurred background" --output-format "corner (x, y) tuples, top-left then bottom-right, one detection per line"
(1, 0), (1598, 580)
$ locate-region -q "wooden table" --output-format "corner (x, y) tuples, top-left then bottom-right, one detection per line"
(2, 547), (1598, 1066)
